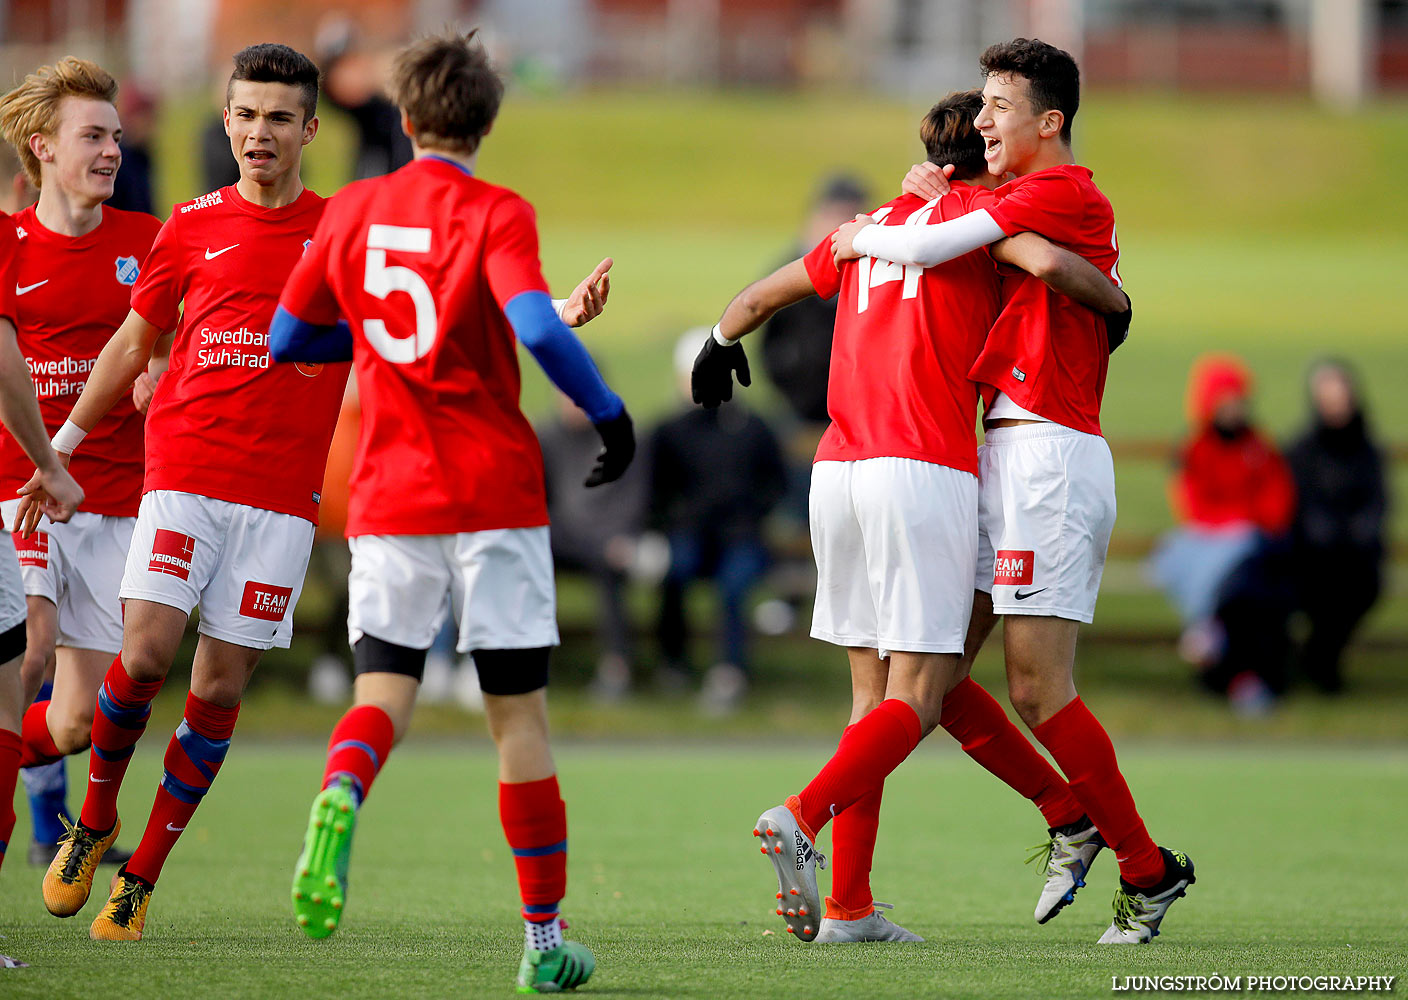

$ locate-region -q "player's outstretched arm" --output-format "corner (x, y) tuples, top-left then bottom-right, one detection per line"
(0, 317), (83, 525)
(833, 208), (1005, 269)
(269, 307), (354, 363)
(554, 257), (612, 329)
(505, 290), (635, 486)
(693, 259), (815, 409)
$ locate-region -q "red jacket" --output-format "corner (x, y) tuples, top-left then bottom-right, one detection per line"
(1170, 356), (1295, 534)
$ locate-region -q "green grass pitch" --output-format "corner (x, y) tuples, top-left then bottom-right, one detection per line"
(1, 743), (1403, 998)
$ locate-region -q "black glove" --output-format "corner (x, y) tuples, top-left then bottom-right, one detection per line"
(584, 408), (635, 488)
(1105, 292), (1132, 354)
(691, 332), (751, 408)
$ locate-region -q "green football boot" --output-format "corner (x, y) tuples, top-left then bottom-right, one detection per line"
(291, 776), (357, 939)
(516, 940), (596, 993)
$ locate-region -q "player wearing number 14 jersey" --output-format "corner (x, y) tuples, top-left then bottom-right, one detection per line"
(836, 39), (1195, 945)
(271, 32), (631, 993)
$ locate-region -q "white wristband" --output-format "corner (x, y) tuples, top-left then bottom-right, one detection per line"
(552, 298), (568, 319)
(51, 419), (87, 455)
(711, 324), (732, 346)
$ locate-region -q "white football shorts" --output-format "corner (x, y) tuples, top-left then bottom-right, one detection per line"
(347, 527), (559, 653)
(0, 529), (26, 635)
(976, 423), (1116, 623)
(120, 490), (314, 650)
(809, 457), (979, 657)
(1, 500), (134, 653)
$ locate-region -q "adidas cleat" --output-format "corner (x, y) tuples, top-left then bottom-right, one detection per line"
(517, 940), (595, 993)
(753, 797), (826, 942)
(814, 899), (923, 943)
(89, 865), (153, 940)
(1098, 847), (1196, 944)
(1028, 816), (1106, 924)
(292, 776), (357, 939)
(42, 816), (121, 917)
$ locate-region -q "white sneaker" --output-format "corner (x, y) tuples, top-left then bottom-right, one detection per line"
(753, 798), (826, 942)
(1098, 847), (1196, 944)
(1029, 817), (1106, 923)
(814, 900), (923, 943)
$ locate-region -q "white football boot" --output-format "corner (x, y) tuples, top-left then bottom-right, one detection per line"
(1029, 817), (1106, 923)
(753, 798), (825, 942)
(1098, 847), (1196, 944)
(814, 900), (924, 943)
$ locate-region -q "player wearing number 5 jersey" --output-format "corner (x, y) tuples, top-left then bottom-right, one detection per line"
(691, 90), (1128, 945)
(270, 32), (630, 994)
(835, 39), (1195, 944)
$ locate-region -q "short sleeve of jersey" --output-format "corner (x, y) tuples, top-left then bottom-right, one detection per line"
(278, 212), (340, 325)
(129, 212), (185, 331)
(0, 217), (16, 325)
(986, 172), (1086, 244)
(483, 196), (550, 309)
(802, 235), (840, 299)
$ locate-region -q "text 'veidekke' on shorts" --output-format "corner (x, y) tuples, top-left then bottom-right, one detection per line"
(199, 326), (272, 370)
(149, 529), (196, 580)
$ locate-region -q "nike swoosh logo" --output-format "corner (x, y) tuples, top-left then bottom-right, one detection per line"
(16, 279), (48, 295)
(204, 244), (239, 260)
(1013, 588), (1048, 601)
(89, 775), (111, 783)
(165, 823), (185, 832)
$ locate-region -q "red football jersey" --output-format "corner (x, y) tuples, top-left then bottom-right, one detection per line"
(278, 157), (551, 536)
(130, 186), (349, 522)
(1, 206), (160, 516)
(974, 164), (1120, 435)
(0, 213), (16, 325)
(802, 184), (1000, 477)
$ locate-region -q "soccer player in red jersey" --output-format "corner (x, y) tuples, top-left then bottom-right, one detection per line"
(692, 91), (1127, 943)
(14, 43), (345, 942)
(270, 33), (631, 992)
(0, 210), (85, 879)
(0, 58), (159, 868)
(834, 39), (1195, 943)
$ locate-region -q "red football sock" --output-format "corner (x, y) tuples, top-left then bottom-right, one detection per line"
(796, 699), (921, 838)
(19, 699), (63, 768)
(81, 655), (164, 833)
(1031, 697), (1164, 887)
(499, 775), (568, 924)
(939, 678), (1084, 829)
(827, 724), (882, 916)
(0, 727), (20, 871)
(321, 705), (395, 807)
(125, 693), (239, 885)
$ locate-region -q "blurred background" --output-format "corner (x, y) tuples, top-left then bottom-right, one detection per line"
(2, 0), (1404, 741)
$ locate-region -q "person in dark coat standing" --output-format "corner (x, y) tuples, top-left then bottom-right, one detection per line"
(1284, 359), (1389, 693)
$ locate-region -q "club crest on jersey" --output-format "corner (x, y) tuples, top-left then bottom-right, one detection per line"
(14, 225), (26, 240)
(302, 238), (312, 254)
(114, 255), (140, 286)
(294, 362), (323, 378)
(993, 549), (1035, 586)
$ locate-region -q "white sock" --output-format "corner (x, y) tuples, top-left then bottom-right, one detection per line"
(525, 916), (563, 952)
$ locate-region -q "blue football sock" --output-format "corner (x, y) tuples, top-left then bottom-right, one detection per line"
(22, 681), (71, 844)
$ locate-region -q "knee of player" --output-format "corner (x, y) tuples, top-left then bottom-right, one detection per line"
(119, 641), (175, 683)
(52, 715), (94, 755)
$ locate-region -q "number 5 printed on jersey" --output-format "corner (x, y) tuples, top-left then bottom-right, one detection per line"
(364, 224), (438, 363)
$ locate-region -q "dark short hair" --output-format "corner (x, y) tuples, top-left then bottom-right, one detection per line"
(226, 43), (320, 122)
(919, 90), (986, 181)
(979, 37), (1079, 143)
(389, 31), (503, 155)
